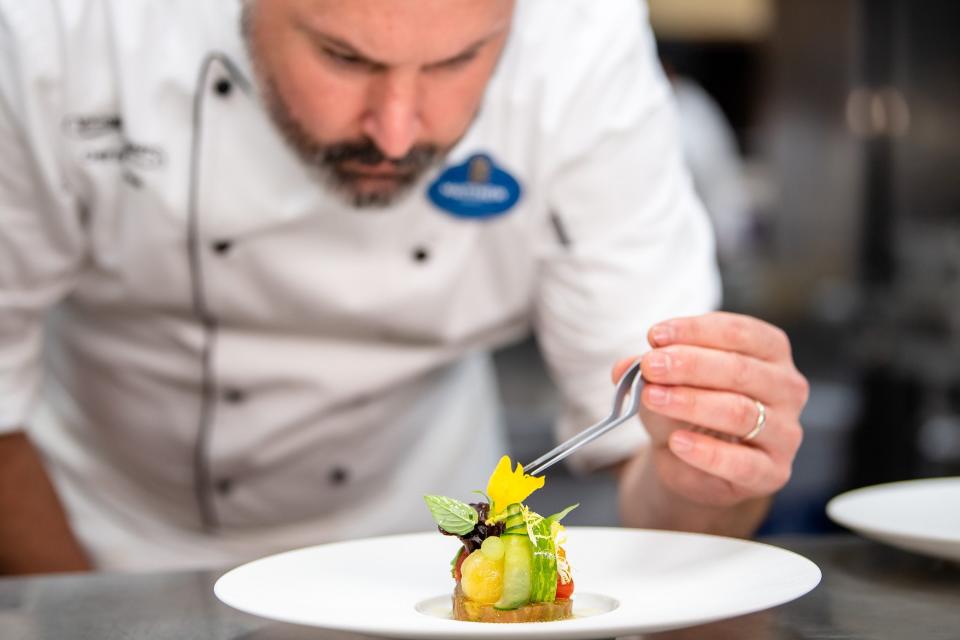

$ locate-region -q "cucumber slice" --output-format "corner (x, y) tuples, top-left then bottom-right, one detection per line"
(528, 518), (558, 602)
(494, 533), (532, 610)
(502, 503), (525, 534)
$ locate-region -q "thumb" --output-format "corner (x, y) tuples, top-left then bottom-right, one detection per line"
(610, 356), (641, 384)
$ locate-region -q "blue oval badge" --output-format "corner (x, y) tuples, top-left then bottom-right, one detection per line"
(427, 153), (522, 219)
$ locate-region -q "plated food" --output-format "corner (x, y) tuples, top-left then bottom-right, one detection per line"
(423, 456), (578, 623)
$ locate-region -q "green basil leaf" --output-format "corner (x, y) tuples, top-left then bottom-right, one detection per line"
(423, 495), (478, 535)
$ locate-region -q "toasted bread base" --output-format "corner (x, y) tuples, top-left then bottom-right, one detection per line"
(452, 585), (573, 623)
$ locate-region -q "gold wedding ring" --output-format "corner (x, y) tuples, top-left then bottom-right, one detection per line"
(741, 399), (766, 442)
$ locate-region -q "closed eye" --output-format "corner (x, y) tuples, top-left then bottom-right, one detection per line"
(425, 49), (480, 72)
(314, 44), (387, 73)
(325, 47), (375, 69)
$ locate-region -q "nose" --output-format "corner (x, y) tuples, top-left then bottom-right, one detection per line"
(361, 70), (423, 160)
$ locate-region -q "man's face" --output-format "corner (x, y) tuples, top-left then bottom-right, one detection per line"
(243, 0), (515, 207)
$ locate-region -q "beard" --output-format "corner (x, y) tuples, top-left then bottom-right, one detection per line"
(241, 7), (447, 209)
(263, 81), (445, 208)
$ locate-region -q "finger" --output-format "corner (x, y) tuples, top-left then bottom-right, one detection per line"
(642, 385), (776, 446)
(611, 356), (640, 384)
(641, 345), (807, 407)
(649, 312), (792, 363)
(668, 429), (789, 494)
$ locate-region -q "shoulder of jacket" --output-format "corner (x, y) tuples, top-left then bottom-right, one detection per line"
(500, 0), (648, 91)
(0, 1), (91, 80)
(492, 0), (650, 117)
(510, 0), (645, 53)
(0, 0), (87, 43)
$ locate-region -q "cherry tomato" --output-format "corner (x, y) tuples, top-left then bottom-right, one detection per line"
(555, 575), (574, 599)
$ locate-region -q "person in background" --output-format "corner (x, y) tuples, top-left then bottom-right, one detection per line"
(663, 60), (755, 263)
(0, 0), (808, 574)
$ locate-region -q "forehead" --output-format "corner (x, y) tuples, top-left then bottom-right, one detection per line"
(274, 0), (515, 63)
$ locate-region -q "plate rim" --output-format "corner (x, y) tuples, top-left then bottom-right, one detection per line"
(213, 526), (822, 638)
(826, 476), (960, 545)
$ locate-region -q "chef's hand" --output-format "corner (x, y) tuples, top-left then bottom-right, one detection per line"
(613, 312), (808, 512)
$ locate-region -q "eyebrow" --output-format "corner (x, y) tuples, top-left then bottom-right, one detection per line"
(296, 22), (507, 70)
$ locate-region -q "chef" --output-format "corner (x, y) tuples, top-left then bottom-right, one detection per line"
(0, 0), (808, 573)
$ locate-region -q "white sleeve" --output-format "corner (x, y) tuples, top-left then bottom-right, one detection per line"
(533, 2), (721, 472)
(0, 9), (85, 432)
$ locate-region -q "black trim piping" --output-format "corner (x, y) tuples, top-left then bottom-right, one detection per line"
(549, 211), (572, 248)
(186, 52), (249, 531)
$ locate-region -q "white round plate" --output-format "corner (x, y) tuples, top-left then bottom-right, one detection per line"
(827, 476), (960, 562)
(214, 527), (820, 639)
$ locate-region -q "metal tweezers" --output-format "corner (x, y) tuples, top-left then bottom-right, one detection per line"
(524, 359), (644, 476)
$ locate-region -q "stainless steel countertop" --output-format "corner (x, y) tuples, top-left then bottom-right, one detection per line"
(1, 535), (958, 640)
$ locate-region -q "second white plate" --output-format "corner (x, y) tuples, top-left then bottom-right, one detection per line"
(214, 527), (821, 639)
(827, 476), (960, 562)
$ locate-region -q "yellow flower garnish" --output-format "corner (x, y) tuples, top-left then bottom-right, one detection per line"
(486, 455), (544, 518)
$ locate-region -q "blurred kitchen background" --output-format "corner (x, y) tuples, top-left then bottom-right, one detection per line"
(497, 0), (960, 534)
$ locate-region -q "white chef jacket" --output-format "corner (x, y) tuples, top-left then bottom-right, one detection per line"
(0, 0), (720, 571)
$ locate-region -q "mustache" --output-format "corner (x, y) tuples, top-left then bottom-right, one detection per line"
(320, 139), (442, 171)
